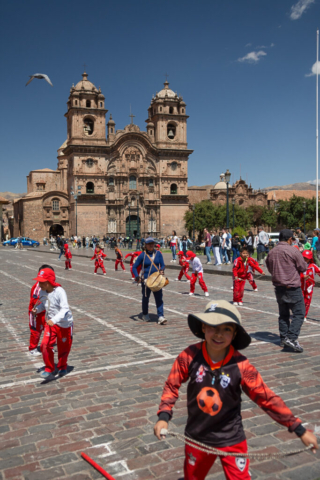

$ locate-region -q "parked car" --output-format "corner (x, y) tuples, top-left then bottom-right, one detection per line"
(268, 232), (280, 244)
(2, 237), (40, 247)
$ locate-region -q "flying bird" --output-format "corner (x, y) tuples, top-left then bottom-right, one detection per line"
(25, 74), (53, 87)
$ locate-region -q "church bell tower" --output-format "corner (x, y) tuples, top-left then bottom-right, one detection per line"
(65, 71), (107, 146)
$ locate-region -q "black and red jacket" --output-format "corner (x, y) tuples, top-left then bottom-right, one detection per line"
(158, 342), (305, 447)
(115, 249), (123, 260)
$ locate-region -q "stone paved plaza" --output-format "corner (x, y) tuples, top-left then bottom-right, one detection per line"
(0, 248), (319, 480)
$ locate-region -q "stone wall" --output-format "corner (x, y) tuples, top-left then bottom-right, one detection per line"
(188, 187), (211, 205)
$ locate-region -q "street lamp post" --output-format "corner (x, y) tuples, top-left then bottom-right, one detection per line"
(192, 204), (195, 251)
(70, 185), (81, 236)
(137, 197), (140, 240)
(151, 210), (153, 236)
(232, 198), (236, 230)
(128, 204), (131, 237)
(225, 169), (231, 229)
(303, 201), (306, 235)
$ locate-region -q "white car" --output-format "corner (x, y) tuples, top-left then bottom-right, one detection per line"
(268, 232), (280, 244)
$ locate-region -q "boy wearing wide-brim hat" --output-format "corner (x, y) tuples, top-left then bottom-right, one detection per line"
(154, 300), (317, 480)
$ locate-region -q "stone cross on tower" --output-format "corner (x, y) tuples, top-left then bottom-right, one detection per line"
(129, 109), (135, 125)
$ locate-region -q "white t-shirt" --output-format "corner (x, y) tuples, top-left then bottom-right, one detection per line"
(190, 257), (203, 273)
(36, 286), (73, 328)
(171, 236), (178, 245)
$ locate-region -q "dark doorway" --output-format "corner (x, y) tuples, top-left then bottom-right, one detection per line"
(126, 215), (140, 237)
(49, 224), (64, 236)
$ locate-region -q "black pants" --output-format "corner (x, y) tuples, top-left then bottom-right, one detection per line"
(275, 286), (305, 341)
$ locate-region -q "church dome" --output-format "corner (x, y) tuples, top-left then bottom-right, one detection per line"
(74, 72), (98, 92)
(213, 173), (227, 190)
(155, 80), (176, 99)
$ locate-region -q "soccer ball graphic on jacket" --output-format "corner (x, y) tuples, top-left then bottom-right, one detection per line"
(197, 387), (223, 416)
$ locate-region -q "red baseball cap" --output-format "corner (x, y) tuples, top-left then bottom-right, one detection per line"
(177, 251), (185, 256)
(33, 268), (61, 287)
(187, 250), (196, 259)
(302, 250), (313, 260)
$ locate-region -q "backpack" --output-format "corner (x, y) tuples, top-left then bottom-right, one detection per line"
(316, 238), (320, 252)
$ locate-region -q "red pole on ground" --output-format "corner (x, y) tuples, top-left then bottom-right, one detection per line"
(81, 452), (117, 480)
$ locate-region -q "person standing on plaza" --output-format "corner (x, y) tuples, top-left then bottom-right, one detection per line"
(231, 233), (240, 263)
(186, 251), (209, 297)
(300, 249), (320, 320)
(211, 230), (221, 266)
(266, 229), (307, 353)
(170, 230), (179, 262)
(132, 237), (166, 325)
(244, 231), (254, 257)
(296, 227), (306, 245)
(221, 228), (230, 265)
(203, 228), (212, 265)
(64, 242), (72, 270)
(114, 246), (126, 271)
(257, 226), (269, 266)
(311, 229), (320, 267)
(32, 268), (74, 379)
(91, 245), (107, 275)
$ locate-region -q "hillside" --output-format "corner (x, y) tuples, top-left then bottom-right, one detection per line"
(264, 182), (316, 191)
(0, 191), (26, 200)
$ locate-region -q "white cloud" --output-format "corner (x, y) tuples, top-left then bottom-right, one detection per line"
(290, 0), (315, 20)
(237, 50), (267, 63)
(305, 61), (320, 77)
(307, 179), (320, 185)
(245, 43), (252, 47)
(270, 43), (275, 47)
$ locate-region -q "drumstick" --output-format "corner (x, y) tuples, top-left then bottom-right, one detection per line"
(81, 453), (116, 480)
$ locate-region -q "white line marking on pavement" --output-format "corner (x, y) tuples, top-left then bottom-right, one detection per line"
(0, 269), (173, 359)
(0, 356), (171, 390)
(0, 312), (43, 365)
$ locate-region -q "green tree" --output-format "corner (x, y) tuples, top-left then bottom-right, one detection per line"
(276, 195), (319, 231)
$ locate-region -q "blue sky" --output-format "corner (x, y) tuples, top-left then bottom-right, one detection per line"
(0, 0), (319, 193)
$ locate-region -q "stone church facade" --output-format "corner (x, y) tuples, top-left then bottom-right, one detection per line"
(14, 72), (192, 240)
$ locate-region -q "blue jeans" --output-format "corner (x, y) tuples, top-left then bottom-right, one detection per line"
(58, 250), (63, 259)
(221, 247), (229, 263)
(232, 248), (240, 263)
(171, 245), (176, 260)
(205, 246), (212, 263)
(142, 283), (164, 317)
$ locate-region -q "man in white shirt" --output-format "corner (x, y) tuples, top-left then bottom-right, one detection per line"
(257, 226), (269, 265)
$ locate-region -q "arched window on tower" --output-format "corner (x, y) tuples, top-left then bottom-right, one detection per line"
(75, 100), (78, 106)
(149, 178), (154, 187)
(169, 106), (173, 114)
(52, 199), (60, 211)
(167, 123), (176, 139)
(129, 176), (137, 190)
(170, 184), (178, 195)
(108, 177), (114, 186)
(100, 102), (103, 107)
(181, 108), (185, 113)
(86, 182), (94, 194)
(84, 118), (94, 136)
(86, 100), (91, 108)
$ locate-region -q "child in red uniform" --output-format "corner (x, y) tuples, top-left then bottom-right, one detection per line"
(233, 247), (265, 306)
(64, 242), (72, 270)
(176, 251), (191, 282)
(154, 300), (318, 480)
(32, 268), (74, 380)
(187, 251), (209, 297)
(28, 264), (54, 356)
(91, 245), (107, 275)
(115, 247), (126, 271)
(301, 250), (320, 320)
(125, 251), (142, 279)
(156, 244), (161, 251)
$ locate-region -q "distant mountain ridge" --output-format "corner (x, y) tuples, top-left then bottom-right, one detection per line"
(264, 182), (316, 191)
(0, 191), (26, 200)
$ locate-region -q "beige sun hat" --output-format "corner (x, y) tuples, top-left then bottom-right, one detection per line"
(188, 300), (251, 350)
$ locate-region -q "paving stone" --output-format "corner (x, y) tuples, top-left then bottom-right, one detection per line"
(1, 249), (320, 479)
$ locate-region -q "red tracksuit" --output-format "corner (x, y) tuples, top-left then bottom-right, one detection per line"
(28, 282), (46, 351)
(301, 263), (320, 317)
(178, 255), (191, 281)
(125, 251), (141, 278)
(233, 257), (263, 303)
(91, 251), (107, 274)
(64, 244), (72, 270)
(115, 249), (125, 271)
